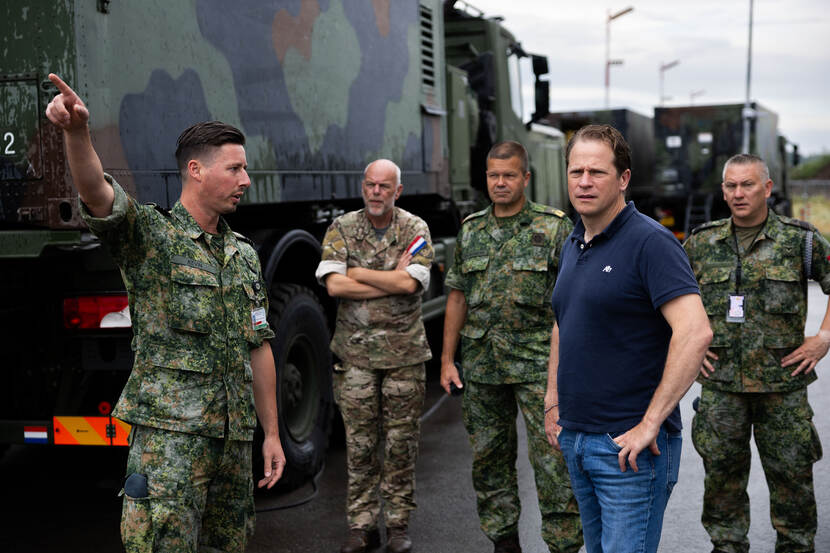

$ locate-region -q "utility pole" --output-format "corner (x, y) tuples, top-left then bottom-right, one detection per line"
(659, 60), (680, 106)
(742, 0), (755, 153)
(605, 6), (633, 109)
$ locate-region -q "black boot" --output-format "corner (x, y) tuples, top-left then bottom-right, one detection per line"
(493, 534), (521, 553)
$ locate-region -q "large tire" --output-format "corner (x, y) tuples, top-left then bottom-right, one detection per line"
(254, 283), (333, 493)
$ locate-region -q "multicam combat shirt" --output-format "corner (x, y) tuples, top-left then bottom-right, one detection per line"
(684, 211), (830, 393)
(445, 200), (572, 384)
(80, 176), (274, 441)
(316, 207), (433, 369)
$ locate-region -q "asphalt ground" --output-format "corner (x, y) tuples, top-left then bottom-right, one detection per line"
(2, 283), (829, 552)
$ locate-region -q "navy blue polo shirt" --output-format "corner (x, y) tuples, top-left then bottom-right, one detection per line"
(552, 202), (699, 433)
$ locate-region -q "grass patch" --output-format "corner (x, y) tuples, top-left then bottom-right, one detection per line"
(792, 196), (830, 236)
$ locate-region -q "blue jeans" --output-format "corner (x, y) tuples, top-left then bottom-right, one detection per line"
(558, 427), (681, 553)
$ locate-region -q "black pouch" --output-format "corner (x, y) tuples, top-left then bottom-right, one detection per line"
(124, 473), (148, 499)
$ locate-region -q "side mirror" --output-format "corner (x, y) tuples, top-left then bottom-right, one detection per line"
(531, 54), (549, 77)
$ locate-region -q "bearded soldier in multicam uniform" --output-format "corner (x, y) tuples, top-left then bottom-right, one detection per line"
(316, 159), (432, 553)
(684, 153), (830, 553)
(441, 141), (582, 553)
(45, 74), (285, 552)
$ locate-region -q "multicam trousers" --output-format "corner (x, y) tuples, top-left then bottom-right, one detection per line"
(693, 387), (823, 553)
(333, 362), (425, 530)
(462, 379), (583, 553)
(120, 425), (254, 553)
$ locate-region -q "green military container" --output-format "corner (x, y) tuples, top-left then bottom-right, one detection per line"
(0, 0), (568, 487)
(541, 109), (655, 197)
(651, 102), (792, 238)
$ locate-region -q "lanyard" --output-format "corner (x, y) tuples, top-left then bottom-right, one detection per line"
(731, 221), (765, 294)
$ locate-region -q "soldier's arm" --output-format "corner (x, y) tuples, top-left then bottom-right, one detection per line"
(440, 288), (466, 394)
(346, 264), (419, 295)
(324, 273), (389, 299)
(614, 293), (711, 473)
(781, 230), (830, 375)
(347, 224), (433, 295)
(45, 74), (113, 217)
(251, 342), (286, 489)
(781, 299), (830, 375)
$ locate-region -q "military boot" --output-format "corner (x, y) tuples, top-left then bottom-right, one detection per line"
(493, 534), (521, 553)
(340, 528), (380, 553)
(386, 526), (412, 553)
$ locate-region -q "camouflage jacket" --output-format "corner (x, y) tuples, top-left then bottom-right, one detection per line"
(80, 176), (274, 441)
(684, 211), (830, 393)
(445, 200), (572, 384)
(316, 207), (433, 369)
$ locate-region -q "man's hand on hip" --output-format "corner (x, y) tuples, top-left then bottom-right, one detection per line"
(613, 421), (661, 472)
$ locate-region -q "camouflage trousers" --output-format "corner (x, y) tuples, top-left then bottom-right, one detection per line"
(333, 362), (425, 530)
(692, 387), (823, 553)
(120, 425), (255, 553)
(462, 379), (583, 553)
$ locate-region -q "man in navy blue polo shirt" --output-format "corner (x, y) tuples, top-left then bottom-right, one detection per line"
(544, 124), (712, 553)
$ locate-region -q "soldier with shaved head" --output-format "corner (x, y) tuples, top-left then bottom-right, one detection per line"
(316, 159), (433, 553)
(684, 153), (830, 553)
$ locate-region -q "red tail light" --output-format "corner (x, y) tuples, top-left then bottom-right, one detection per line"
(63, 294), (130, 329)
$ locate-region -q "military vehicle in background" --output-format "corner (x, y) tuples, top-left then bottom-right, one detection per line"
(0, 0), (567, 489)
(652, 102), (795, 238)
(540, 103), (796, 240)
(540, 109), (655, 196)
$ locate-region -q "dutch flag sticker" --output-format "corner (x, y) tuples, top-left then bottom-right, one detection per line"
(407, 236), (427, 256)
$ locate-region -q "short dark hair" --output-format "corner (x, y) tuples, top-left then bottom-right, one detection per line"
(722, 153), (770, 182)
(565, 124), (631, 176)
(487, 141), (529, 174)
(175, 121), (245, 174)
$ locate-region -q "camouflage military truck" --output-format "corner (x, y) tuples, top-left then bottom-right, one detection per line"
(652, 102), (795, 239)
(0, 0), (567, 489)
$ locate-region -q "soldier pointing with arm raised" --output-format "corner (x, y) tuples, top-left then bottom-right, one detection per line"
(46, 73), (285, 552)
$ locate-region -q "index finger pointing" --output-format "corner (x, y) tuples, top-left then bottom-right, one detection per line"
(48, 73), (75, 96)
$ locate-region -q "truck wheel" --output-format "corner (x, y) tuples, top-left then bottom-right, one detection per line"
(255, 283), (333, 492)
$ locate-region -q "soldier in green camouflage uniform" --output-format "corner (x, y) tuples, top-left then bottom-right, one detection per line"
(441, 142), (582, 553)
(316, 159), (432, 553)
(46, 74), (285, 553)
(683, 154), (830, 553)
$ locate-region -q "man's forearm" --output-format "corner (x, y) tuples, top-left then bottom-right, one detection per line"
(440, 289), (466, 364)
(325, 273), (388, 299)
(644, 294), (712, 430)
(348, 266), (418, 295)
(545, 322), (560, 407)
(251, 342), (278, 438)
(64, 128), (113, 217)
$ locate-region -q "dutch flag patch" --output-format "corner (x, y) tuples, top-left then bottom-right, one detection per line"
(407, 236), (427, 256)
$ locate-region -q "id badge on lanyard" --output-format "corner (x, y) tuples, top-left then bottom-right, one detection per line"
(726, 294), (745, 323)
(726, 224), (759, 324)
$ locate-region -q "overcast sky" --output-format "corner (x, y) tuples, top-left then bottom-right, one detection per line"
(470, 0), (829, 156)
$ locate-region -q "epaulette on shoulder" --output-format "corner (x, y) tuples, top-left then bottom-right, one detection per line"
(690, 219), (727, 236)
(780, 216), (817, 232)
(233, 231), (254, 246)
(149, 203), (171, 218)
(462, 208), (488, 224)
(530, 203), (566, 218)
